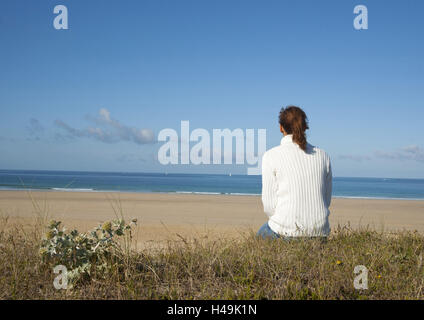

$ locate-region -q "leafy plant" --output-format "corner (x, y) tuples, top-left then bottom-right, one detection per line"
(39, 218), (137, 286)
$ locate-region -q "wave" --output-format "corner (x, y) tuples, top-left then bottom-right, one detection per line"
(0, 186), (35, 191)
(228, 192), (260, 196)
(175, 191), (260, 196)
(176, 191), (224, 195)
(52, 188), (96, 192)
(333, 196), (424, 201)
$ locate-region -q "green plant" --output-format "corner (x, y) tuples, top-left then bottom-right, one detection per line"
(39, 218), (137, 286)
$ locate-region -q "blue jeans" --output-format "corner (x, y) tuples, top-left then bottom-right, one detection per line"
(257, 222), (281, 240)
(257, 222), (328, 242)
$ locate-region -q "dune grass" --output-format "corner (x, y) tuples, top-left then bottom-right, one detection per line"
(0, 213), (423, 300)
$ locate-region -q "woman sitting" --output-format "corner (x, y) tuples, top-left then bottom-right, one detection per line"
(258, 106), (332, 240)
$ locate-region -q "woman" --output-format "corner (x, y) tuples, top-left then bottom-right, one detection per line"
(258, 106), (332, 240)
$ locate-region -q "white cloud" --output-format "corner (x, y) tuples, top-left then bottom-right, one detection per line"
(26, 118), (45, 141)
(375, 145), (424, 163)
(339, 145), (424, 164)
(55, 109), (156, 145)
(339, 154), (372, 162)
(27, 118), (44, 134)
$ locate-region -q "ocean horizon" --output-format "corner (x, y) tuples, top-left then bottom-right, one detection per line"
(0, 169), (423, 201)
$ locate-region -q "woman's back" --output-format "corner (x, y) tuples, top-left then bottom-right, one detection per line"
(262, 135), (332, 237)
(260, 106), (332, 238)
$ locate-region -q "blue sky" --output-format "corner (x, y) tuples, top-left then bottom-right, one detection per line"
(0, 0), (423, 178)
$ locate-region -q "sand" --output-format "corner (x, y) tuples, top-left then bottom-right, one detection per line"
(0, 190), (423, 248)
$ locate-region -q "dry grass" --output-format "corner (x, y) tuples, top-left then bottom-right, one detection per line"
(0, 214), (423, 300)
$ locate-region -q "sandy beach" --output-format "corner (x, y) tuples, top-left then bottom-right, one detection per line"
(0, 190), (423, 247)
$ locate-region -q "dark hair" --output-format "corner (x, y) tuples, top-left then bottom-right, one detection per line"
(279, 106), (309, 151)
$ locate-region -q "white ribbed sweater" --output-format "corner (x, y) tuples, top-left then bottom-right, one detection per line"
(261, 135), (332, 237)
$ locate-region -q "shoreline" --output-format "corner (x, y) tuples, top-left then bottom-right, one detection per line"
(0, 188), (424, 201)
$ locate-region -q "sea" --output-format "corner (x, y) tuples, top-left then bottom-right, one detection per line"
(0, 170), (423, 200)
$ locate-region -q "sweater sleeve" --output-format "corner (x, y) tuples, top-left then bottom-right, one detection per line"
(325, 157), (333, 208)
(261, 152), (278, 217)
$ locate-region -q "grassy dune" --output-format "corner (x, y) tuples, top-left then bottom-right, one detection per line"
(1, 214), (423, 300)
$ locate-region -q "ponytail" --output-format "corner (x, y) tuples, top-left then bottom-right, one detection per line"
(279, 106), (309, 151)
(292, 120), (307, 151)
